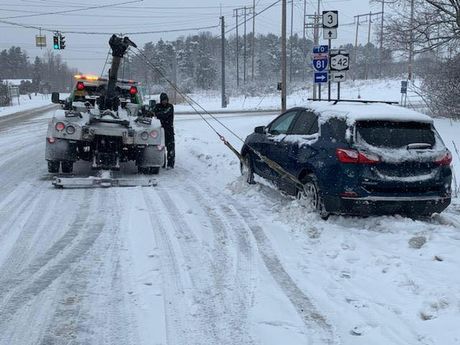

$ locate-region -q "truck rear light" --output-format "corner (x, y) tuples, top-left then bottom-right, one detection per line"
(336, 148), (380, 164)
(129, 86), (138, 95)
(149, 130), (158, 138)
(435, 151), (452, 166)
(76, 81), (85, 91)
(47, 137), (56, 144)
(55, 122), (65, 131)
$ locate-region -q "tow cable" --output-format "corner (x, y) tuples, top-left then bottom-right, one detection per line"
(132, 48), (304, 189)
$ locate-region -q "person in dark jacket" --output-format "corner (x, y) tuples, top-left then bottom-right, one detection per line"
(154, 93), (175, 168)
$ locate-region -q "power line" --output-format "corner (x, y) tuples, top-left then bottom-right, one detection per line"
(226, 0), (281, 35)
(0, 18), (219, 36)
(0, 0), (143, 20)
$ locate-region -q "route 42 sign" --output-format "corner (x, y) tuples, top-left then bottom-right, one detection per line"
(330, 50), (350, 71)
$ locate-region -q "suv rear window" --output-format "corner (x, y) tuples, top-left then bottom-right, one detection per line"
(356, 121), (436, 148)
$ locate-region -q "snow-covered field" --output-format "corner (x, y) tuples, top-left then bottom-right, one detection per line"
(0, 106), (459, 345)
(0, 93), (53, 118)
(168, 79), (423, 113)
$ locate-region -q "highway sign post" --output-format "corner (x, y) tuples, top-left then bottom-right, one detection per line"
(331, 72), (346, 82)
(322, 10), (339, 101)
(313, 45), (329, 54)
(314, 72), (328, 83)
(329, 49), (350, 101)
(323, 28), (337, 40)
(313, 57), (328, 72)
(330, 50), (350, 71)
(322, 11), (338, 28)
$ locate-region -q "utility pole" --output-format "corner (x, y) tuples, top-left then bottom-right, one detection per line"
(221, 16), (226, 108)
(252, 0), (256, 81)
(366, 12), (372, 80)
(281, 0), (287, 112)
(302, 0), (307, 82)
(408, 0), (415, 81)
(289, 0), (294, 83)
(353, 11), (382, 80)
(244, 6), (248, 84)
(380, 1), (384, 77)
(303, 0), (307, 41)
(233, 8), (242, 88)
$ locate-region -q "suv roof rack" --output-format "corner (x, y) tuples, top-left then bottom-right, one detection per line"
(307, 98), (399, 105)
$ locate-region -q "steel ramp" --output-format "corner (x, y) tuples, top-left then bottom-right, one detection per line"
(53, 176), (157, 189)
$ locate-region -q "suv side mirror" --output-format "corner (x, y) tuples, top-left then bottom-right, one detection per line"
(254, 126), (266, 134)
(51, 92), (60, 104)
(149, 99), (156, 110)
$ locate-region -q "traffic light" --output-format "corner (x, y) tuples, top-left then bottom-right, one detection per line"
(53, 34), (59, 49)
(59, 34), (65, 50)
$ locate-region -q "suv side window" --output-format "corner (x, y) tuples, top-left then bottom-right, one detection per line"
(290, 110), (319, 135)
(268, 110), (298, 135)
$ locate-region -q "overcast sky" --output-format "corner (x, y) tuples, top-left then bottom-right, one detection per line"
(0, 0), (385, 73)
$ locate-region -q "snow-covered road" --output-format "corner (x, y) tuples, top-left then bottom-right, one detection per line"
(0, 108), (459, 345)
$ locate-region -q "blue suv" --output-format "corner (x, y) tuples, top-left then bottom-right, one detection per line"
(240, 102), (452, 218)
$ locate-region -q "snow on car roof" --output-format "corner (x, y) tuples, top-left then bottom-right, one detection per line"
(306, 101), (433, 125)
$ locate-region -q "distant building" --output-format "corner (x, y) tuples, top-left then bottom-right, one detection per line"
(2, 79), (33, 86)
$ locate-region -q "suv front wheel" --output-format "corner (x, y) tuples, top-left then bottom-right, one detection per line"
(298, 174), (329, 220)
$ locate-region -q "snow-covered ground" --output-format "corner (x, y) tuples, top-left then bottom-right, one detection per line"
(0, 105), (458, 345)
(0, 93), (53, 118)
(160, 79), (424, 113)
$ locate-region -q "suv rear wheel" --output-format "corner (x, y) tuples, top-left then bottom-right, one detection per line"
(298, 174), (329, 220)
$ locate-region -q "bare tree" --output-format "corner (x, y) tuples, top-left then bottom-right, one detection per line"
(384, 0), (460, 54)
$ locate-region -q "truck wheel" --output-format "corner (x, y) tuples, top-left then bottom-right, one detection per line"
(61, 161), (73, 174)
(149, 167), (160, 175)
(138, 166), (148, 174)
(48, 161), (60, 173)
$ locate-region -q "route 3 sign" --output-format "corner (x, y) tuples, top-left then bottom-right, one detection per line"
(322, 11), (338, 29)
(330, 52), (350, 71)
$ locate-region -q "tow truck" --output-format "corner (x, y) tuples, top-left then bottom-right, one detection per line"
(46, 35), (164, 188)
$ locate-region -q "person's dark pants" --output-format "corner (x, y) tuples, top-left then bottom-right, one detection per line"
(165, 129), (175, 168)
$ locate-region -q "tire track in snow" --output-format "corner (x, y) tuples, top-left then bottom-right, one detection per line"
(173, 168), (337, 345)
(0, 188), (107, 337)
(183, 183), (257, 345)
(229, 200), (337, 345)
(151, 185), (256, 345)
(38, 189), (133, 345)
(0, 183), (67, 281)
(143, 189), (190, 345)
(154, 187), (224, 345)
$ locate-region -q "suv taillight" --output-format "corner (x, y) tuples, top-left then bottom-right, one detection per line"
(76, 81), (85, 91)
(336, 148), (380, 164)
(435, 151), (452, 166)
